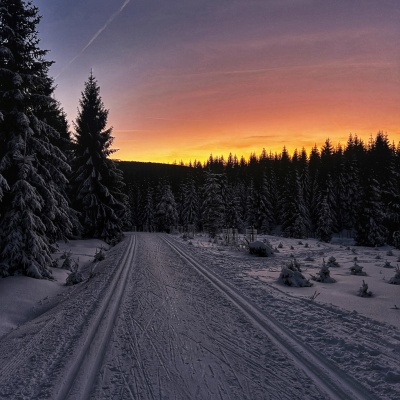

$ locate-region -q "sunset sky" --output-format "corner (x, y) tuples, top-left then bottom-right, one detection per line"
(35, 0), (400, 164)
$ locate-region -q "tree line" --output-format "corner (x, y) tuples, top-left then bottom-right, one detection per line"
(121, 131), (400, 247)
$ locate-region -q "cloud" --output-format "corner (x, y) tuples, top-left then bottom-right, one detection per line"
(55, 0), (131, 79)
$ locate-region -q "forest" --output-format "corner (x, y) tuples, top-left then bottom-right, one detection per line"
(1, 1), (399, 280)
(120, 133), (400, 247)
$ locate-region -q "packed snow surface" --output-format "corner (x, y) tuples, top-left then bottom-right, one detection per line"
(0, 232), (399, 399)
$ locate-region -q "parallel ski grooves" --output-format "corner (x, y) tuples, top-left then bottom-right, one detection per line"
(55, 234), (137, 400)
(161, 235), (376, 400)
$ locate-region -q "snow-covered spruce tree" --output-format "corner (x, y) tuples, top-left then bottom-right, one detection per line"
(181, 177), (199, 230)
(355, 175), (388, 247)
(71, 72), (126, 244)
(316, 193), (334, 242)
(155, 181), (178, 232)
(222, 183), (241, 232)
(280, 167), (309, 238)
(140, 185), (154, 231)
(0, 1), (75, 278)
(245, 179), (257, 228)
(202, 170), (225, 238)
(255, 171), (274, 233)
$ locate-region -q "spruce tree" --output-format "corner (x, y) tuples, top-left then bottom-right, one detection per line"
(355, 175), (388, 246)
(155, 181), (178, 232)
(223, 183), (242, 230)
(202, 171), (225, 238)
(181, 177), (199, 230)
(245, 179), (257, 228)
(281, 168), (308, 238)
(256, 171), (274, 233)
(316, 194), (334, 242)
(71, 72), (126, 244)
(0, 0), (74, 278)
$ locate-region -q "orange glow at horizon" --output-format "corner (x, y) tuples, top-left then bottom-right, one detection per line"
(113, 127), (400, 165)
(110, 60), (400, 164)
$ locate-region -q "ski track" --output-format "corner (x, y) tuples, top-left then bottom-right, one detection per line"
(90, 233), (325, 399)
(161, 235), (380, 400)
(176, 235), (400, 400)
(0, 233), (399, 399)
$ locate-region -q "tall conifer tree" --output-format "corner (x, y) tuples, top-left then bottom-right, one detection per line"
(71, 72), (126, 244)
(0, 0), (74, 278)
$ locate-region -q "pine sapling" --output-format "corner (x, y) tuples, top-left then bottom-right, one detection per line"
(357, 280), (372, 297)
(311, 259), (336, 283)
(93, 248), (106, 262)
(279, 259), (312, 287)
(388, 266), (400, 285)
(350, 261), (366, 276)
(61, 253), (74, 271)
(327, 256), (340, 268)
(383, 260), (393, 268)
(66, 259), (84, 286)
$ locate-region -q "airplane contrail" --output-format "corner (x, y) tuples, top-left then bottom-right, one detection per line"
(55, 0), (131, 79)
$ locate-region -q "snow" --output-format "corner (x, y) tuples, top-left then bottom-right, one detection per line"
(0, 238), (108, 337)
(184, 233), (400, 329)
(0, 232), (399, 399)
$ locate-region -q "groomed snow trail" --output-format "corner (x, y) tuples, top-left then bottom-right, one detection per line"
(90, 233), (326, 399)
(0, 233), (383, 399)
(161, 235), (375, 400)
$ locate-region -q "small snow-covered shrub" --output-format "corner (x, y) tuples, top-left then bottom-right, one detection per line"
(304, 255), (314, 262)
(93, 248), (105, 262)
(387, 250), (394, 256)
(290, 245), (294, 250)
(61, 253), (74, 271)
(327, 256), (340, 268)
(304, 243), (309, 248)
(311, 260), (336, 283)
(279, 260), (312, 287)
(291, 258), (302, 271)
(278, 242), (283, 249)
(66, 260), (84, 286)
(389, 266), (400, 285)
(383, 260), (393, 268)
(248, 241), (274, 257)
(375, 254), (382, 260)
(298, 241), (303, 245)
(350, 261), (366, 276)
(357, 280), (372, 297)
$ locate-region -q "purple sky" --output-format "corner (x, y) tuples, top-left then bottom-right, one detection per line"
(35, 0), (400, 163)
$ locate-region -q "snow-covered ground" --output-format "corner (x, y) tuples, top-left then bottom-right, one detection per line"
(0, 232), (399, 399)
(183, 233), (400, 329)
(0, 238), (108, 338)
